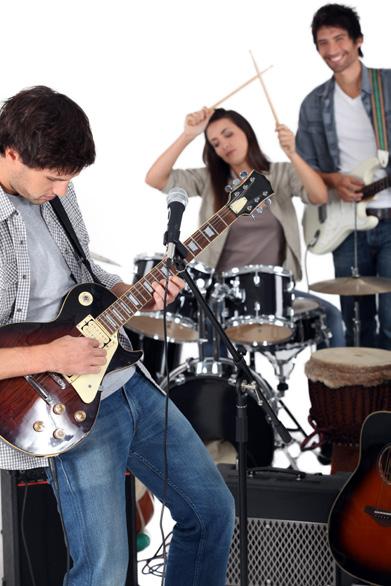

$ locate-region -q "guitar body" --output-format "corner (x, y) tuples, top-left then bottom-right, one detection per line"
(328, 411), (391, 585)
(0, 283), (142, 457)
(302, 157), (381, 254)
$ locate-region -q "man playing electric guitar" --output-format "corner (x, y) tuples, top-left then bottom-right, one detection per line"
(297, 3), (391, 349)
(0, 86), (235, 586)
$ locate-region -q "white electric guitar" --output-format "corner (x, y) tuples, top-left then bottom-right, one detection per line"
(302, 157), (391, 254)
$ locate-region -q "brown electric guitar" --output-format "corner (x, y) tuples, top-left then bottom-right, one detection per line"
(0, 170), (273, 458)
(328, 410), (391, 586)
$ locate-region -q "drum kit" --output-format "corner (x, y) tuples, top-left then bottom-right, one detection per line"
(96, 248), (391, 469)
(125, 254), (334, 468)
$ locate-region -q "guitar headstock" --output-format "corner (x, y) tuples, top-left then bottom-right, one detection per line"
(226, 170), (273, 217)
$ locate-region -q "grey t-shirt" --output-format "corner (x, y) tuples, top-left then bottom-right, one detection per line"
(215, 209), (285, 272)
(10, 195), (134, 397)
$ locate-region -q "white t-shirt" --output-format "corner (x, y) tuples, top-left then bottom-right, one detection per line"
(334, 83), (391, 208)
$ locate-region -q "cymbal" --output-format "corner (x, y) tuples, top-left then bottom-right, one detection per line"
(91, 251), (121, 267)
(309, 276), (391, 296)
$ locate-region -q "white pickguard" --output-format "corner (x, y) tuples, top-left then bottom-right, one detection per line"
(65, 315), (119, 403)
(302, 157), (382, 255)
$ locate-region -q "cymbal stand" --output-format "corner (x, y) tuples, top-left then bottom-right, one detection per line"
(351, 203), (361, 347)
(169, 241), (292, 586)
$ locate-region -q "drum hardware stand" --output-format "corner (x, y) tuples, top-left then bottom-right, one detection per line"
(251, 349), (310, 468)
(351, 205), (361, 347)
(244, 369), (304, 470)
(168, 241), (292, 586)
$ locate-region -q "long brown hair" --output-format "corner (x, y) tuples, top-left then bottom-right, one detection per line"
(202, 108), (270, 211)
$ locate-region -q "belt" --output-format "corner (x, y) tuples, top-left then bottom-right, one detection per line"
(367, 207), (391, 220)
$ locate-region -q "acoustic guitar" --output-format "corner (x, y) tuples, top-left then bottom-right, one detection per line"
(328, 410), (391, 586)
(0, 170), (273, 457)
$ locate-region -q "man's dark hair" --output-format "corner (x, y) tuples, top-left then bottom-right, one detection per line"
(311, 4), (363, 57)
(203, 108), (270, 212)
(0, 85), (95, 173)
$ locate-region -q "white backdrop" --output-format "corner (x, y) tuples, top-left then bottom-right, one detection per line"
(1, 2), (390, 582)
(2, 0), (390, 293)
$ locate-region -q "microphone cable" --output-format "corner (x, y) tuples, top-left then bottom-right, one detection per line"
(139, 530), (173, 578)
(158, 257), (174, 585)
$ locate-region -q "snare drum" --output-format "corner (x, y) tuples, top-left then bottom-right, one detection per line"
(218, 264), (294, 346)
(306, 347), (391, 472)
(161, 358), (274, 467)
(127, 254), (214, 343)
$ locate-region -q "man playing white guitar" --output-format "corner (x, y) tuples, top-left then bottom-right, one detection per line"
(297, 3), (391, 349)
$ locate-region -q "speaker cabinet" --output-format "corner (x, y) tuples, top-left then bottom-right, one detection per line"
(219, 465), (368, 586)
(1, 468), (139, 586)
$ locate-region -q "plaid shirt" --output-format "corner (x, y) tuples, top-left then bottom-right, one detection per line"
(296, 64), (391, 174)
(0, 183), (128, 470)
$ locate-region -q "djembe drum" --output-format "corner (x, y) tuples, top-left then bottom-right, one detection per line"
(305, 347), (391, 473)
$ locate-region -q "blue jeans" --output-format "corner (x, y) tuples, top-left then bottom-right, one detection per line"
(47, 370), (235, 586)
(333, 219), (391, 349)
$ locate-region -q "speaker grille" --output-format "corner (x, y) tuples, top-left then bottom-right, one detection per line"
(226, 516), (337, 586)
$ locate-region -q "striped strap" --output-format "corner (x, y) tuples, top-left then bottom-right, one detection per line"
(369, 68), (389, 157)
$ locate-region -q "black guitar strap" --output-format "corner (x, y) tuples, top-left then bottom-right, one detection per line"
(49, 197), (102, 284)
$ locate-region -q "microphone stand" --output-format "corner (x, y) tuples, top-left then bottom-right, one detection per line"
(167, 240), (292, 586)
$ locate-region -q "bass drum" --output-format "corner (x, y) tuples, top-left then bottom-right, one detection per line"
(161, 358), (274, 467)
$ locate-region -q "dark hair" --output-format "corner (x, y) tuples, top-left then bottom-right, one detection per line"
(0, 85), (95, 173)
(202, 108), (270, 212)
(311, 4), (363, 57)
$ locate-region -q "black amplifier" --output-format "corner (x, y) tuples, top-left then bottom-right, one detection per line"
(219, 465), (368, 586)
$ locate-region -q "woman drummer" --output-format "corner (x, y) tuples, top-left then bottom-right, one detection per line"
(145, 107), (344, 347)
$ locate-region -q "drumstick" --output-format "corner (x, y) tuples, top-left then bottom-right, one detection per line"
(211, 66), (273, 108)
(249, 50), (280, 124)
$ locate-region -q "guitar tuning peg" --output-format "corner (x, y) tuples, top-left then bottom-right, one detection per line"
(239, 170), (248, 179)
(224, 184), (233, 193)
(232, 178), (241, 186)
(264, 198), (272, 206)
(250, 213), (256, 220)
(256, 206), (264, 215)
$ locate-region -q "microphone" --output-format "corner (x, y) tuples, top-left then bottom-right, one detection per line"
(164, 187), (189, 260)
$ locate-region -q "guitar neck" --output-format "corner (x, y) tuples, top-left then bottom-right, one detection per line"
(362, 175), (391, 200)
(96, 204), (238, 336)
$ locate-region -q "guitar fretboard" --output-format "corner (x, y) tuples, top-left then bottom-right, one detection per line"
(96, 205), (238, 335)
(363, 175), (391, 199)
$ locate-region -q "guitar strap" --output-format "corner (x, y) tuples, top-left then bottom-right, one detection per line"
(368, 68), (389, 168)
(49, 197), (102, 284)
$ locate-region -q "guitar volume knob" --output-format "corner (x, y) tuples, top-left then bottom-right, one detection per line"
(53, 428), (65, 440)
(74, 410), (87, 423)
(33, 421), (45, 432)
(53, 403), (65, 415)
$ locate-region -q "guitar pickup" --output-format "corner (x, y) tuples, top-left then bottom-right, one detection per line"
(318, 205), (327, 224)
(76, 315), (111, 347)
